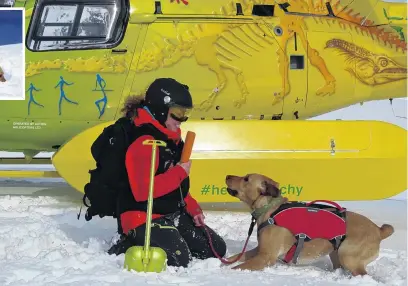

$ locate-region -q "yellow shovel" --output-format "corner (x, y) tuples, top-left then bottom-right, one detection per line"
(124, 139), (168, 273)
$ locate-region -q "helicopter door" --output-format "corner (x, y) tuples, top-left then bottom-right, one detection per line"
(253, 2), (308, 120)
(280, 25), (308, 120)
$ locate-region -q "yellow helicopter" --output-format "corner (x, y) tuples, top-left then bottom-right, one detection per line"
(0, 0), (407, 207)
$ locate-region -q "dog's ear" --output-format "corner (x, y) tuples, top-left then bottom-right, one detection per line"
(262, 181), (281, 197)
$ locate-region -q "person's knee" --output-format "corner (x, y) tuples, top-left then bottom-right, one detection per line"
(201, 232), (227, 259)
(167, 249), (192, 268)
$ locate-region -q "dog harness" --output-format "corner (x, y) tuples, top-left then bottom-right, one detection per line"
(255, 200), (347, 264)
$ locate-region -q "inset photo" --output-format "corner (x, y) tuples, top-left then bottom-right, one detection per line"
(0, 8), (24, 101)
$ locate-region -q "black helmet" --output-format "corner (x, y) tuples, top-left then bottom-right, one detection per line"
(144, 78), (193, 126)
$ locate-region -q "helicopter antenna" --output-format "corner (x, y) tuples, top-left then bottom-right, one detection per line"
(389, 98), (407, 119)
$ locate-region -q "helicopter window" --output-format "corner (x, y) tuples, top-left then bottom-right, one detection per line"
(290, 55), (304, 70)
(252, 5), (274, 17)
(26, 0), (129, 51)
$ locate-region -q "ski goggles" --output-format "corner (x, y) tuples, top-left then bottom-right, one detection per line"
(169, 106), (192, 122)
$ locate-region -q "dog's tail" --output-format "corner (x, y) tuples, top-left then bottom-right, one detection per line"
(379, 224), (394, 240)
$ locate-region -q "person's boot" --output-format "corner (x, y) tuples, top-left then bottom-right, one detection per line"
(107, 234), (130, 255)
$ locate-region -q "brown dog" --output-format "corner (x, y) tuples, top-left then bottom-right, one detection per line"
(224, 173), (394, 276)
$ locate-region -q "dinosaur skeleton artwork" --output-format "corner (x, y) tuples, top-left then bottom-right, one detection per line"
(131, 1), (270, 111)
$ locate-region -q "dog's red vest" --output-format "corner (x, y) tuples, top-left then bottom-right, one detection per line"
(256, 200), (347, 264)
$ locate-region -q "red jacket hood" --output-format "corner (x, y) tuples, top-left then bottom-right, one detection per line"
(133, 107), (181, 142)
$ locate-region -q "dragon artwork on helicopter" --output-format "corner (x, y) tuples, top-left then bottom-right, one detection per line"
(24, 0), (407, 114)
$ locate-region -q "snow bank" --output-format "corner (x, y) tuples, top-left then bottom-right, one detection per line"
(0, 195), (405, 286)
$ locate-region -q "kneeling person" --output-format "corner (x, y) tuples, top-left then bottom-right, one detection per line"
(109, 78), (227, 268)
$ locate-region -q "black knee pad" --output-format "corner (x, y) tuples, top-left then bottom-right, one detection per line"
(167, 249), (192, 268)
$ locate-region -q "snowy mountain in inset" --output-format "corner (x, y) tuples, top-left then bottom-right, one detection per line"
(0, 43), (24, 100)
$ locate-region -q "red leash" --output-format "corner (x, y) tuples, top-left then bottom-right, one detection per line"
(200, 218), (256, 265)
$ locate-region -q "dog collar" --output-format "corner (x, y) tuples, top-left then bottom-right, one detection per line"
(251, 197), (285, 221)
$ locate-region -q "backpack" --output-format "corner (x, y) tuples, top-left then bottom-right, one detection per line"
(79, 117), (136, 230)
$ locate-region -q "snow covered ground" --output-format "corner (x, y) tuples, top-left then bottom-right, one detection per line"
(0, 43), (24, 100)
(0, 178), (406, 286)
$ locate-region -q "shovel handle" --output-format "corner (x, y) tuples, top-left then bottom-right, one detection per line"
(142, 139), (167, 268)
(180, 131), (196, 163)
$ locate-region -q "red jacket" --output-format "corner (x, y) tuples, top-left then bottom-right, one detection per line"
(120, 108), (202, 234)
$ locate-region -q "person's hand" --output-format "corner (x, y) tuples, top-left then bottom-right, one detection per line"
(178, 160), (191, 175)
(193, 213), (205, 227)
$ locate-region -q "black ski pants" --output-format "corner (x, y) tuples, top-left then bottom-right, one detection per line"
(109, 211), (227, 268)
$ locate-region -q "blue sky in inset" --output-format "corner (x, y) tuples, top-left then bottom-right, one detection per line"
(0, 9), (23, 46)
